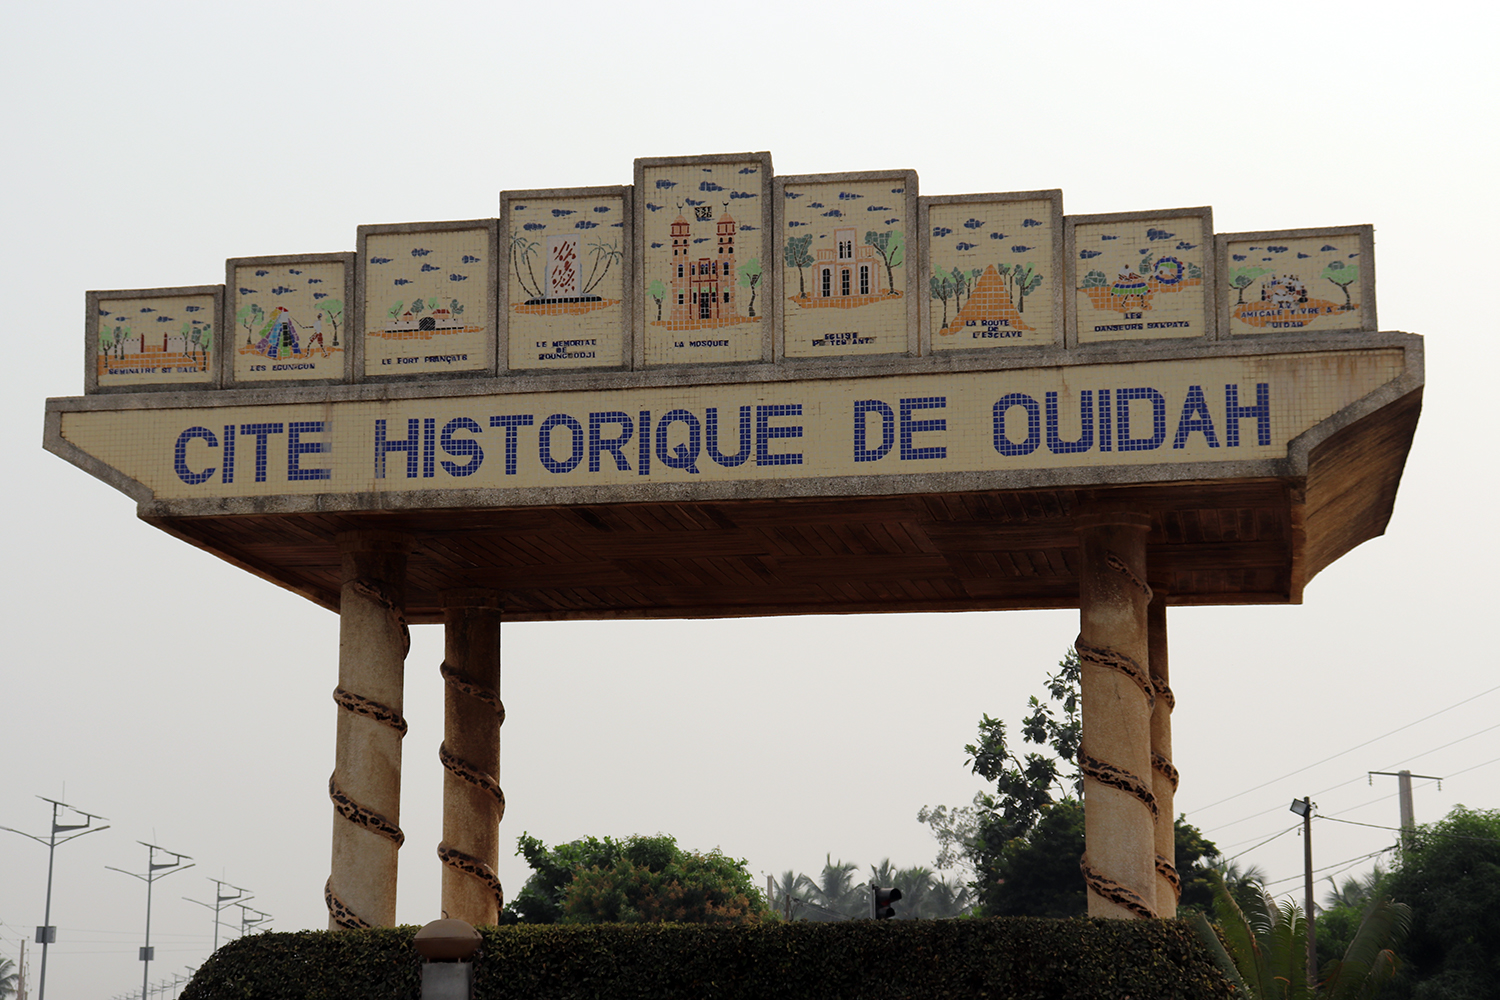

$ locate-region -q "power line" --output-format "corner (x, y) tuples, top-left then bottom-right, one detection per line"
(1219, 823), (1300, 864)
(1190, 682), (1500, 814)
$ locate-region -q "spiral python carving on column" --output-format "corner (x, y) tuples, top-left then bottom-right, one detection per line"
(437, 659), (507, 912)
(1074, 548), (1160, 916)
(325, 575), (409, 930)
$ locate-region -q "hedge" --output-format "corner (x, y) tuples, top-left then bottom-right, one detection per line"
(181, 918), (1236, 999)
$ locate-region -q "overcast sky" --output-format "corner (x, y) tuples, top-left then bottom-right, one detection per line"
(4, 2), (1497, 997)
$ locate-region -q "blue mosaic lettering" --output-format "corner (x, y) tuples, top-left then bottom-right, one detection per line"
(1115, 388), (1167, 452)
(1046, 390), (1094, 454)
(900, 397), (947, 461)
(174, 426), (218, 485)
(853, 399), (895, 463)
(487, 414), (534, 476)
(374, 418), (419, 480)
(440, 417), (485, 477)
(538, 413), (584, 474)
(1225, 383), (1271, 447)
(288, 421), (331, 481)
(240, 422), (286, 483)
(656, 409), (702, 474)
(706, 406), (752, 468)
(637, 410), (652, 476)
(589, 411), (634, 473)
(222, 424), (236, 484)
(993, 393), (1041, 456)
(1172, 385), (1220, 449)
(756, 404), (804, 466)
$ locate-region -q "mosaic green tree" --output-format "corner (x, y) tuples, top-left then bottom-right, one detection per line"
(738, 258), (762, 317)
(1081, 269), (1108, 290)
(930, 272), (953, 329)
(1009, 263), (1043, 313)
(865, 230), (904, 294)
(1321, 260), (1358, 311)
(1229, 266), (1272, 305)
(238, 302), (264, 345)
(321, 299), (344, 346)
(648, 279), (666, 321)
(784, 233), (814, 299)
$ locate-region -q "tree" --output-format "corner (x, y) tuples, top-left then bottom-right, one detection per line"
(507, 832), (770, 925)
(1229, 266), (1272, 305)
(1322, 260), (1359, 311)
(1081, 269), (1108, 290)
(738, 258), (762, 317)
(1381, 806), (1500, 998)
(0, 957), (16, 1000)
(387, 300), (404, 321)
(864, 229), (904, 293)
(919, 648), (1219, 917)
(648, 279), (666, 321)
(784, 233), (814, 299)
(1190, 868), (1410, 1000)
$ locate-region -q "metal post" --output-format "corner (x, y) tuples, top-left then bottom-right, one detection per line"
(0, 797), (109, 1000)
(106, 843), (193, 1000)
(1298, 798), (1316, 986)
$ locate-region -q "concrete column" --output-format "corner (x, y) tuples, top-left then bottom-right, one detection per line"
(326, 530), (413, 930)
(438, 590), (507, 925)
(1148, 591), (1179, 917)
(1075, 511), (1158, 919)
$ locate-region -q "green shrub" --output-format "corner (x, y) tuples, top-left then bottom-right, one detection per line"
(183, 918), (1235, 1000)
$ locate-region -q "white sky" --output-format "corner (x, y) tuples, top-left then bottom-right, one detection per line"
(4, 2), (1497, 997)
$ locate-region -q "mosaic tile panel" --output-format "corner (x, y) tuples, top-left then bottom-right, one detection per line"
(230, 256), (350, 383)
(1070, 210), (1213, 344)
(637, 154), (771, 366)
(779, 172), (915, 358)
(90, 289), (219, 390)
(926, 191), (1062, 351)
(1219, 226), (1374, 335)
(502, 189), (629, 370)
(360, 224), (493, 377)
(62, 349), (1404, 500)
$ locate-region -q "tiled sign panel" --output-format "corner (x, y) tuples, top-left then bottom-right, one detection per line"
(930, 196), (1059, 351)
(506, 193), (627, 369)
(363, 228), (489, 376)
(95, 294), (216, 388)
(782, 176), (910, 358)
(63, 349), (1403, 501)
(639, 159), (767, 366)
(1223, 231), (1370, 335)
(1074, 214), (1210, 344)
(232, 261), (347, 382)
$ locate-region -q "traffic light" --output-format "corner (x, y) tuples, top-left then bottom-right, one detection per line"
(873, 885), (902, 920)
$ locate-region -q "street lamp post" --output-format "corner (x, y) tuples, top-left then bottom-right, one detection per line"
(107, 843), (193, 1000)
(0, 796), (110, 1000)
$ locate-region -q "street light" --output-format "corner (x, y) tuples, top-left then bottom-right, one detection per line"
(0, 796), (110, 1000)
(107, 842), (193, 1000)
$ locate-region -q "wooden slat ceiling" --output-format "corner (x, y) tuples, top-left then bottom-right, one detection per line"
(147, 388), (1421, 624)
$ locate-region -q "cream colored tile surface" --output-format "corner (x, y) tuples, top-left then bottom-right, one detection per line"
(1076, 218), (1207, 342)
(363, 229), (488, 375)
(64, 350), (1403, 500)
(930, 199), (1055, 350)
(233, 262), (346, 381)
(95, 294), (216, 387)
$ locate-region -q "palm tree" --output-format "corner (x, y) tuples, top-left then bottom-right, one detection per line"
(1322, 864), (1385, 912)
(0, 956), (17, 1000)
(1191, 868), (1410, 1000)
(802, 856), (864, 920)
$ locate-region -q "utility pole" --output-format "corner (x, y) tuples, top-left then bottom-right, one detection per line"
(1369, 770), (1441, 843)
(0, 796), (110, 1000)
(1290, 798), (1316, 987)
(107, 842), (193, 1000)
(183, 879), (251, 953)
(235, 904), (272, 937)
(18, 936), (27, 1000)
